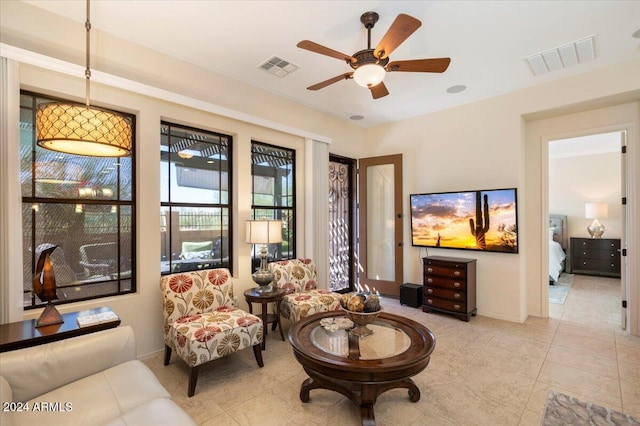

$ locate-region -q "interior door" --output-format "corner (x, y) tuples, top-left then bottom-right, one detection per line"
(358, 154), (403, 296)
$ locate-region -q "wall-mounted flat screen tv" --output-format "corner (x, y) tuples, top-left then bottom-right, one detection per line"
(410, 188), (518, 254)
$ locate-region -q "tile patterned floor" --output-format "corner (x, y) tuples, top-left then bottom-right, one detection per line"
(144, 275), (640, 425)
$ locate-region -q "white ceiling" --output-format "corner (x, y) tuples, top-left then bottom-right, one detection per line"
(22, 0), (640, 127)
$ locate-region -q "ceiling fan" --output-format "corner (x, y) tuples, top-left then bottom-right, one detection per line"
(297, 11), (451, 99)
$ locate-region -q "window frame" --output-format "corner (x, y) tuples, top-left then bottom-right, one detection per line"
(20, 90), (136, 309)
(250, 141), (296, 267)
(160, 121), (233, 275)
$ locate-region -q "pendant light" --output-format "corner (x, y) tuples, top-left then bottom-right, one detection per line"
(36, 0), (132, 157)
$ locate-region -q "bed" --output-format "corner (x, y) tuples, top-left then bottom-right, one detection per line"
(549, 214), (568, 284)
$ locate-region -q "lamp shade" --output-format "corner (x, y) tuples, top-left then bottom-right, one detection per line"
(353, 63), (386, 88)
(246, 220), (282, 244)
(36, 102), (132, 157)
(585, 203), (608, 219)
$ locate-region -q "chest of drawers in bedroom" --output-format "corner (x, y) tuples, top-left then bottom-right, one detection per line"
(422, 256), (477, 322)
(570, 238), (621, 278)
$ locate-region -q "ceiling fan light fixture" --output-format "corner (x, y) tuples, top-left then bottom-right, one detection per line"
(353, 63), (386, 88)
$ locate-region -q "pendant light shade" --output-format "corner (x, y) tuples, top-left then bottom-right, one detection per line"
(36, 102), (132, 157)
(35, 0), (132, 157)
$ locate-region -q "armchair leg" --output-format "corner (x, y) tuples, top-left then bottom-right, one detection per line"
(163, 345), (172, 366)
(253, 343), (264, 368)
(188, 365), (200, 397)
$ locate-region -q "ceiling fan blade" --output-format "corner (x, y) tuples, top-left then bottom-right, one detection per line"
(374, 14), (421, 59)
(369, 81), (389, 99)
(297, 40), (355, 62)
(307, 73), (354, 91)
(387, 58), (451, 73)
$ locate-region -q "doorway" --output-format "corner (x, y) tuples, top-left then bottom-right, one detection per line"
(328, 155), (356, 293)
(547, 131), (626, 328)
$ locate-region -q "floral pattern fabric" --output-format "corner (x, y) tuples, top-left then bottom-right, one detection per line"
(268, 259), (342, 322)
(160, 268), (263, 367)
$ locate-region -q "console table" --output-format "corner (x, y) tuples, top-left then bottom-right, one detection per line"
(0, 306), (120, 353)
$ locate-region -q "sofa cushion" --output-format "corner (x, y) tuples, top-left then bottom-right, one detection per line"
(104, 398), (197, 426)
(1, 326), (136, 402)
(10, 360), (172, 426)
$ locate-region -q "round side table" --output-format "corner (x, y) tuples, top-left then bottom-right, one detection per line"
(243, 287), (285, 350)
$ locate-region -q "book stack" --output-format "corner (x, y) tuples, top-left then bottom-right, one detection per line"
(76, 310), (120, 327)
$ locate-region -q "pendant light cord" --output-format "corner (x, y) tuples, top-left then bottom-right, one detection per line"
(85, 0), (91, 108)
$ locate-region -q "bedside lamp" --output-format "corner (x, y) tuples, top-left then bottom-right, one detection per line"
(585, 203), (608, 239)
(246, 220), (282, 293)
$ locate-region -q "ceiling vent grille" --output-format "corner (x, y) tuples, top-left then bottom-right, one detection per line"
(258, 56), (298, 78)
(525, 35), (597, 76)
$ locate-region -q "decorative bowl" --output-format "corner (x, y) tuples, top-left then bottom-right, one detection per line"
(341, 307), (381, 337)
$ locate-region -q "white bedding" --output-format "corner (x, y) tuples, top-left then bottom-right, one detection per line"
(549, 239), (566, 282)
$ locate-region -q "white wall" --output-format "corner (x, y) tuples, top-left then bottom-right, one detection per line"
(549, 151), (622, 239)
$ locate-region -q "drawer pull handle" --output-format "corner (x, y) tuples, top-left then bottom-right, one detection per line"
(427, 288), (434, 294)
(454, 293), (461, 299)
(583, 252), (587, 255)
(611, 253), (615, 257)
(427, 267), (433, 273)
(427, 278), (433, 284)
(427, 299), (433, 304)
(453, 304), (461, 310)
(453, 282), (461, 288)
(453, 271), (461, 277)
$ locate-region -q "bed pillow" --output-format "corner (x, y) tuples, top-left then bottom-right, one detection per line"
(549, 227), (556, 241)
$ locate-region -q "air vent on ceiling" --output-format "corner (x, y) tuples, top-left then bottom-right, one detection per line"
(525, 35), (597, 76)
(258, 56), (298, 78)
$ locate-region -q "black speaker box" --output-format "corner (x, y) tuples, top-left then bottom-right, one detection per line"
(400, 283), (423, 308)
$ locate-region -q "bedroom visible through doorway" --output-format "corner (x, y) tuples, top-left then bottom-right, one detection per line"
(547, 131), (626, 328)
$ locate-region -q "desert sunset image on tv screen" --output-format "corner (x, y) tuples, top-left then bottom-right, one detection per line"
(410, 188), (518, 253)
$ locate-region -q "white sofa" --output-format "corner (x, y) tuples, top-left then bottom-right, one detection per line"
(0, 326), (196, 426)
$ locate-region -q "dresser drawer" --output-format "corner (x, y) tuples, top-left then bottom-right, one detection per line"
(424, 297), (466, 313)
(573, 249), (619, 261)
(574, 259), (620, 273)
(423, 275), (466, 290)
(573, 238), (620, 250)
(423, 264), (466, 279)
(424, 286), (465, 302)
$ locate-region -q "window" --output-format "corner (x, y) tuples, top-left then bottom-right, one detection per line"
(250, 142), (295, 270)
(160, 122), (232, 274)
(20, 91), (136, 309)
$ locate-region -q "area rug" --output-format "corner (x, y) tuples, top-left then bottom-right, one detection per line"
(542, 390), (640, 425)
(549, 273), (573, 304)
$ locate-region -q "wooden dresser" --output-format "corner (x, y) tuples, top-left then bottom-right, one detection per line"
(570, 237), (621, 278)
(422, 256), (477, 322)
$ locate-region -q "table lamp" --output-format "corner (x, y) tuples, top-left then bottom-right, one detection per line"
(32, 244), (64, 327)
(246, 219), (282, 293)
(585, 202), (608, 239)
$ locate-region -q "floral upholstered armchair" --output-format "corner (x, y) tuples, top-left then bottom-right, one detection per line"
(267, 259), (342, 322)
(160, 268), (264, 397)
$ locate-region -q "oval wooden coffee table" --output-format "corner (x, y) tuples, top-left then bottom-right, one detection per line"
(288, 311), (436, 426)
